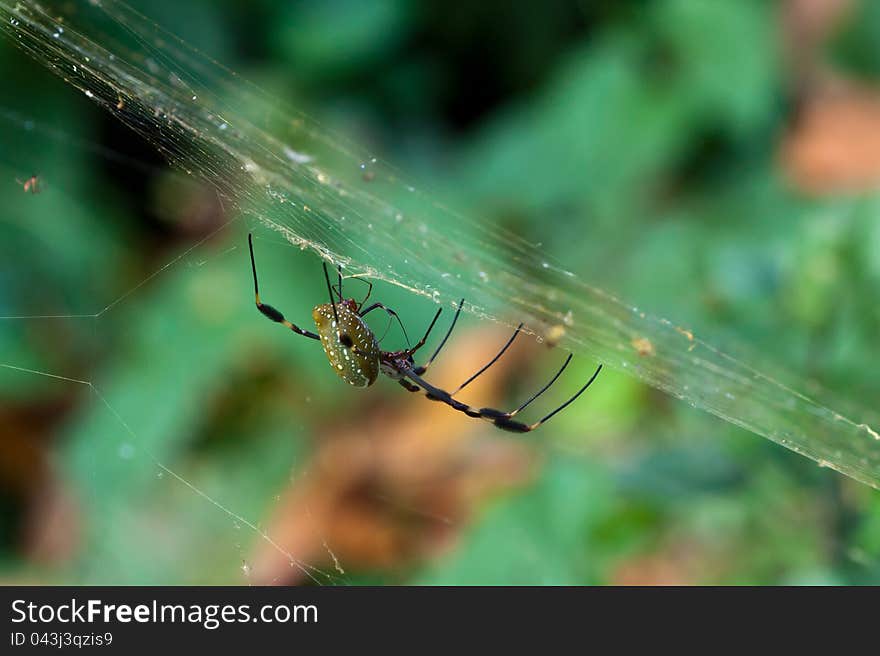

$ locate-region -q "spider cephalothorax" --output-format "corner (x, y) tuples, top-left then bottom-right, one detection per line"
(248, 234), (601, 432)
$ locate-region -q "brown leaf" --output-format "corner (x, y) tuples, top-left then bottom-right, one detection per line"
(782, 81), (880, 193)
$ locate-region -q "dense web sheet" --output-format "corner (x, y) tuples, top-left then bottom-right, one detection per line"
(0, 0), (878, 548)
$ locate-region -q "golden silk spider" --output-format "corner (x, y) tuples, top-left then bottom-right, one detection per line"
(248, 234), (601, 433)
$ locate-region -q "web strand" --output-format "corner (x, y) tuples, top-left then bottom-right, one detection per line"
(0, 362), (337, 584)
(1, 0), (879, 591)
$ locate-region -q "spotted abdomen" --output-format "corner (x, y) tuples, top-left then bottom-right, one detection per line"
(312, 301), (380, 387)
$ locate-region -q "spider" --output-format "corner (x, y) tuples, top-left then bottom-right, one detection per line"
(248, 234), (601, 433)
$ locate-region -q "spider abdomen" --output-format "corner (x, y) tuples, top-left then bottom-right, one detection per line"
(312, 301), (380, 387)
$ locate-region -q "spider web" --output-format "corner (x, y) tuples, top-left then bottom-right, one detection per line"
(1, 0), (880, 583)
(0, 113), (344, 584)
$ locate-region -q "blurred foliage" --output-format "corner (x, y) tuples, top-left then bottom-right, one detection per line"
(1, 0), (879, 585)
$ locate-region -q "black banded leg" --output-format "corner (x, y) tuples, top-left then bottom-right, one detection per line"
(398, 379), (420, 393)
(450, 323), (523, 395)
(248, 234), (319, 340)
(414, 298), (464, 375)
(361, 302), (411, 346)
(401, 367), (482, 418)
(401, 363), (602, 433)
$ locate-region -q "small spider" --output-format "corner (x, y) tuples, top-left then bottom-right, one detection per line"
(16, 174), (40, 194)
(248, 234), (601, 433)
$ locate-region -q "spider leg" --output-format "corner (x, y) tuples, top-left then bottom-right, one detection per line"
(399, 367), (482, 418)
(524, 364), (602, 430)
(398, 379), (421, 393)
(450, 323), (523, 395)
(360, 302), (411, 347)
(507, 353), (573, 417)
(406, 307), (444, 356)
(355, 278), (373, 311)
(332, 274), (372, 309)
(401, 363), (602, 433)
(413, 298), (464, 375)
(248, 234), (319, 340)
(322, 262), (340, 326)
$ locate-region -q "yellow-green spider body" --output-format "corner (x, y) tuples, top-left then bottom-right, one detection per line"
(312, 299), (380, 387)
